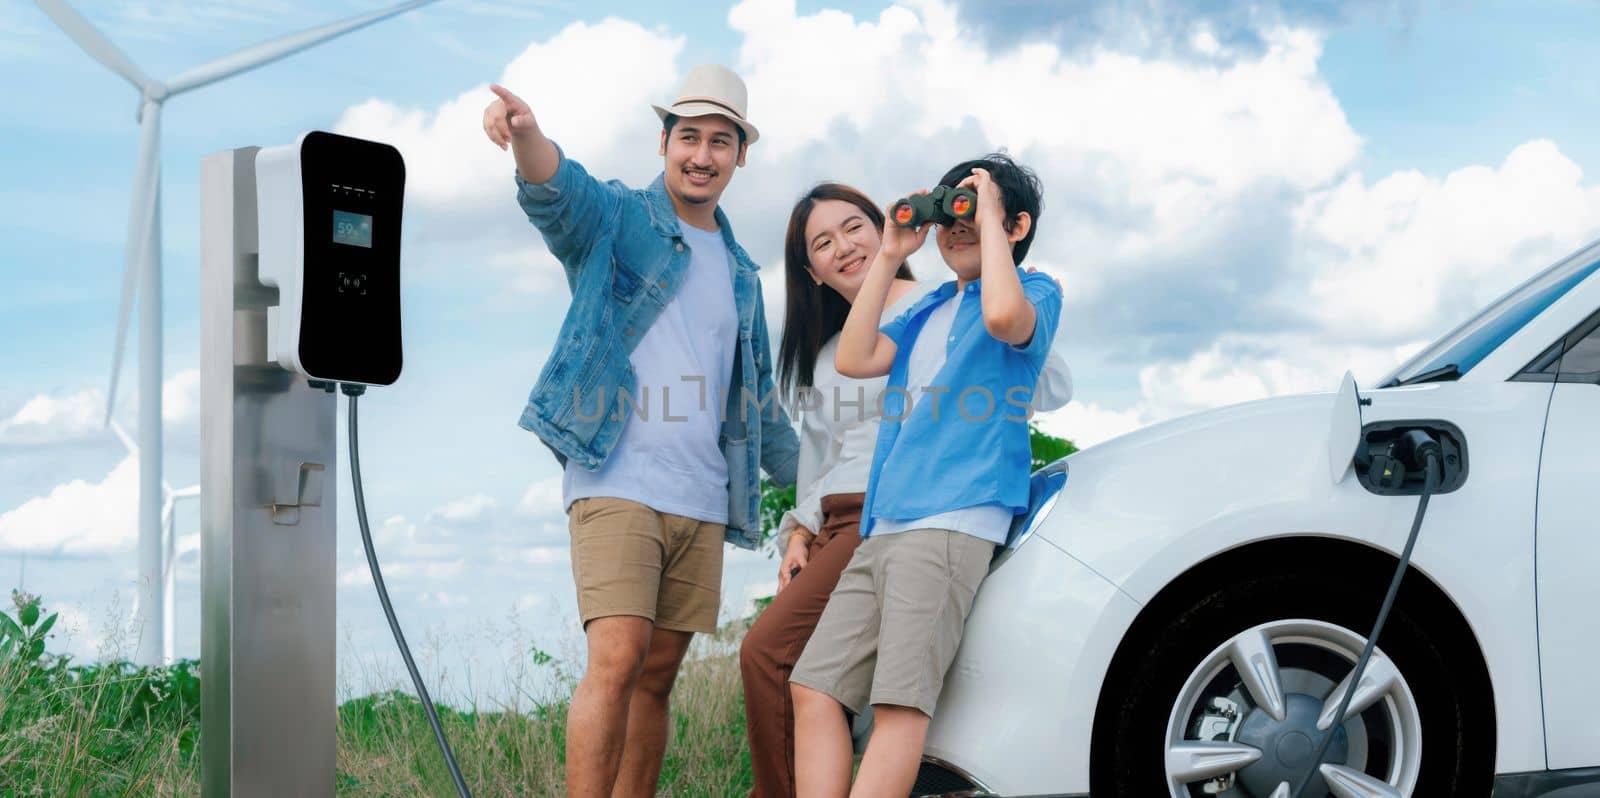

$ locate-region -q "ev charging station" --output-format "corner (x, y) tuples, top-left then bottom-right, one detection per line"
(200, 131), (415, 797)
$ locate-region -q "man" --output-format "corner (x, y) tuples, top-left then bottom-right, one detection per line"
(482, 64), (799, 797)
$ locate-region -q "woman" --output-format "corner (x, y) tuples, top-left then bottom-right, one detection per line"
(739, 183), (1071, 797)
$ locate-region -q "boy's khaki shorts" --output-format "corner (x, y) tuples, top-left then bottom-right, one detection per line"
(567, 497), (725, 634)
(789, 528), (994, 717)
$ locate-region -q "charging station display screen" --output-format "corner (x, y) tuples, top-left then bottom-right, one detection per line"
(295, 131), (405, 386)
(332, 210), (373, 248)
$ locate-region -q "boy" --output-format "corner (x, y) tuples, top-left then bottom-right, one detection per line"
(789, 153), (1061, 797)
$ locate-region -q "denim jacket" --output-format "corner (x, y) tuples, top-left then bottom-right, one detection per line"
(513, 146), (800, 549)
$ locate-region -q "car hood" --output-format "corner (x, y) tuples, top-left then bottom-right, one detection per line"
(1033, 390), (1348, 589)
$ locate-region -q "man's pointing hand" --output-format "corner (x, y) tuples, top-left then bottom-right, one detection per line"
(484, 83), (534, 151)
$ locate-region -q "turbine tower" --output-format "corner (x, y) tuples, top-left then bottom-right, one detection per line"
(37, 0), (438, 665)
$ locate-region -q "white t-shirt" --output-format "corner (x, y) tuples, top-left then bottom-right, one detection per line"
(563, 219), (738, 523)
(901, 288), (962, 415)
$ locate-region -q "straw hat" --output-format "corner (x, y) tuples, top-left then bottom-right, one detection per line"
(652, 63), (759, 145)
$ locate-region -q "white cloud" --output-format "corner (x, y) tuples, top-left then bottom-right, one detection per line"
(339, 558), (466, 588)
(1037, 136), (1600, 448)
(0, 366), (207, 556)
(0, 388), (104, 447)
(1033, 400), (1148, 449)
(1045, 138), (1600, 447)
(482, 246), (570, 296)
(428, 493), (497, 525)
(737, 0), (1356, 193)
(1035, 333), (1423, 448)
(727, 0), (923, 158)
(337, 487), (571, 596)
(370, 514), (456, 560)
(516, 546), (568, 566)
(338, 565), (368, 587)
(0, 455), (136, 555)
(334, 17), (685, 212)
(1131, 335), (1402, 420)
(1293, 140), (1600, 341)
(516, 476), (565, 520)
(161, 369), (201, 427)
(0, 369), (201, 450)
(418, 591), (470, 607)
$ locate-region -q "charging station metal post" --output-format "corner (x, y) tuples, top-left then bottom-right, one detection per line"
(200, 146), (338, 797)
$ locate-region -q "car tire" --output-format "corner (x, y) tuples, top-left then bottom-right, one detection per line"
(1091, 564), (1493, 797)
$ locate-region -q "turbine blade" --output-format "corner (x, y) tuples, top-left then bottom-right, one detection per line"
(166, 0), (439, 95)
(162, 512), (176, 582)
(107, 419), (136, 453)
(105, 270), (134, 423)
(107, 105), (162, 424)
(35, 0), (152, 92)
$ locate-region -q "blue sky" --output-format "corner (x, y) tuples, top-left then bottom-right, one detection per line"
(3, 0), (1599, 704)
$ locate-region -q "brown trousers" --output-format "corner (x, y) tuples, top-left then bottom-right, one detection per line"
(739, 492), (866, 798)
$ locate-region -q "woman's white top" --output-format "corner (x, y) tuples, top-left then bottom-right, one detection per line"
(775, 279), (1073, 548)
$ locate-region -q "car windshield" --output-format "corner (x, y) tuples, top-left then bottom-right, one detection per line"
(1381, 243), (1600, 387)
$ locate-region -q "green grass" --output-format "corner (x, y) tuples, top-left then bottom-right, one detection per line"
(0, 591), (200, 796)
(333, 625), (756, 797)
(0, 590), (756, 797)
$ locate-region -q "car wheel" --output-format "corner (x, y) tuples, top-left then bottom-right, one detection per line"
(1093, 566), (1490, 797)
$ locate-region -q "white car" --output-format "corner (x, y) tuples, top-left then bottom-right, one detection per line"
(914, 240), (1600, 798)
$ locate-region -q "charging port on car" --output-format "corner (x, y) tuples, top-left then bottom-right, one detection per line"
(1355, 420), (1467, 496)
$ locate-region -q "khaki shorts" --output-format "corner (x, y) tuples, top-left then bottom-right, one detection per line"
(789, 528), (994, 717)
(567, 497), (725, 633)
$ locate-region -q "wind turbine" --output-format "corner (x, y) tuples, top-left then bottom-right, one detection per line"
(37, 0), (439, 665)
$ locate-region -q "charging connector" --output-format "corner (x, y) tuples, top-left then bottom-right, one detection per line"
(1355, 420), (1467, 496)
(1395, 428), (1442, 467)
(1367, 443), (1407, 491)
(345, 385), (472, 798)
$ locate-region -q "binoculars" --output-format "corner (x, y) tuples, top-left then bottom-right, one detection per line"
(890, 185), (978, 228)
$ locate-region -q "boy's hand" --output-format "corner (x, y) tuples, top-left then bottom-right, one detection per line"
(1025, 265), (1063, 294)
(484, 84), (535, 151)
(879, 191), (934, 262)
(778, 529), (813, 592)
(957, 167), (1007, 229)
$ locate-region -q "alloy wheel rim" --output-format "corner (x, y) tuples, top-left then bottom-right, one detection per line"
(1162, 619), (1423, 798)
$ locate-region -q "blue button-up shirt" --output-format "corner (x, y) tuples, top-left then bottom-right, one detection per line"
(861, 270), (1062, 537)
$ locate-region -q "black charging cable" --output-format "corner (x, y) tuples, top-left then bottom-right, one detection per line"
(1290, 430), (1441, 798)
(344, 383), (474, 798)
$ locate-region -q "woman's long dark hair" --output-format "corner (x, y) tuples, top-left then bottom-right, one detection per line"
(777, 183), (915, 402)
